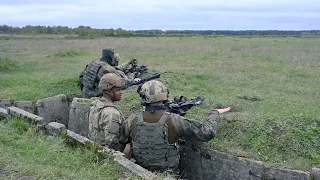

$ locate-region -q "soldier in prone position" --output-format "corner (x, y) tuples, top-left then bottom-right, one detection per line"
(88, 73), (128, 151)
(121, 80), (231, 173)
(79, 48), (137, 98)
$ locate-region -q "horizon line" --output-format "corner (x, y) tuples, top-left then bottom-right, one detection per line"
(1, 24), (319, 32)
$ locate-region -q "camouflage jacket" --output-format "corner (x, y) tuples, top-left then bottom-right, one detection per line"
(88, 97), (126, 151)
(81, 59), (134, 98)
(116, 62), (135, 80)
(122, 109), (220, 144)
(97, 59), (133, 84)
(113, 53), (135, 79)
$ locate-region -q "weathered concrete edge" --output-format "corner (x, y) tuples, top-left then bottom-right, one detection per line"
(45, 122), (67, 137)
(62, 129), (164, 179)
(209, 148), (314, 180)
(311, 168), (320, 180)
(7, 106), (44, 124)
(114, 155), (158, 179)
(0, 107), (10, 118)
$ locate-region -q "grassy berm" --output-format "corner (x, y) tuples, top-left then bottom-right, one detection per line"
(0, 117), (142, 180)
(0, 36), (319, 172)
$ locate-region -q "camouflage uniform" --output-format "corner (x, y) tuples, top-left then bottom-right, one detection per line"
(115, 53), (136, 80)
(80, 49), (135, 98)
(121, 80), (221, 172)
(122, 109), (220, 171)
(88, 73), (127, 151)
(88, 96), (126, 151)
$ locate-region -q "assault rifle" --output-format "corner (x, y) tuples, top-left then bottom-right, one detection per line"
(123, 73), (161, 89)
(122, 58), (148, 77)
(165, 96), (205, 116)
(124, 64), (148, 77)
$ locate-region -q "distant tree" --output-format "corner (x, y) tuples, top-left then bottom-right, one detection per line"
(46, 26), (54, 34)
(0, 24), (319, 37)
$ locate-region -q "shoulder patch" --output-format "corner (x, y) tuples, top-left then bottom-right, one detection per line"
(108, 121), (120, 134)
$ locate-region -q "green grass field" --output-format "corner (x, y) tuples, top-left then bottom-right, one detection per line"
(0, 117), (143, 180)
(1, 36), (319, 171)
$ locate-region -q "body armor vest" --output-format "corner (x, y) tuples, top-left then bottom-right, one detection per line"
(132, 112), (180, 172)
(82, 60), (107, 90)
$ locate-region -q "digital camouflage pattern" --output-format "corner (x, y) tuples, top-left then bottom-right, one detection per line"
(170, 109), (220, 142)
(122, 108), (220, 172)
(88, 97), (126, 151)
(139, 80), (169, 104)
(98, 73), (125, 92)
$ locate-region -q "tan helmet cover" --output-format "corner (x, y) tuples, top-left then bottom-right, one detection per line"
(114, 53), (120, 62)
(139, 80), (168, 104)
(98, 73), (124, 91)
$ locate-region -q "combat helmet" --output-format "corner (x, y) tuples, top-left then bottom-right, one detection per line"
(114, 53), (120, 63)
(101, 48), (115, 64)
(138, 80), (168, 105)
(98, 73), (124, 92)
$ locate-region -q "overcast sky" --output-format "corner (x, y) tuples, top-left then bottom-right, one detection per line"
(0, 0), (319, 30)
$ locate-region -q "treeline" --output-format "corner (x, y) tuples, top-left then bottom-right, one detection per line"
(136, 30), (320, 36)
(0, 25), (135, 37)
(140, 30), (320, 36)
(1, 25), (320, 37)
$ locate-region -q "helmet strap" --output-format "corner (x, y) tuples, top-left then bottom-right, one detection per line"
(144, 105), (165, 112)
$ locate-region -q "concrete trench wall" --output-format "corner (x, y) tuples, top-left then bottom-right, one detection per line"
(1, 95), (320, 180)
(178, 142), (318, 180)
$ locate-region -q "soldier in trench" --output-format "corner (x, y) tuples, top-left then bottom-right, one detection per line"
(121, 80), (231, 174)
(88, 73), (128, 151)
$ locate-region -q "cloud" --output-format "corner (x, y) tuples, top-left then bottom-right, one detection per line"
(0, 4), (86, 21)
(0, 0), (319, 30)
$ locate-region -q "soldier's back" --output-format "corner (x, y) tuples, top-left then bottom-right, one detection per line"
(88, 98), (123, 148)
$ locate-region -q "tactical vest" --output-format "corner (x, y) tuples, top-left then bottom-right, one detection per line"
(82, 60), (107, 90)
(132, 112), (180, 172)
